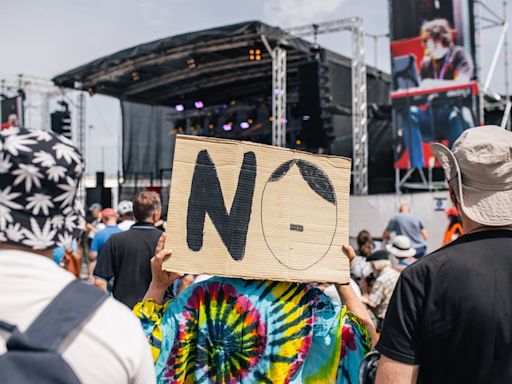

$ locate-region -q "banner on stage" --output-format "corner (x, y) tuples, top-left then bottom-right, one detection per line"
(389, 0), (479, 170)
(164, 135), (351, 284)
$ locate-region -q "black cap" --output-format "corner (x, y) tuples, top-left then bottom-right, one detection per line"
(367, 250), (389, 262)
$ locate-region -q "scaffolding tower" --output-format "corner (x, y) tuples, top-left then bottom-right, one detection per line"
(263, 17), (369, 195)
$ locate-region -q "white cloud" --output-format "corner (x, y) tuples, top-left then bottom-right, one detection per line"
(263, 0), (346, 27)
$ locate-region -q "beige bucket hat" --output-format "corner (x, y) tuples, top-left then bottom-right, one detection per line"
(431, 125), (512, 226)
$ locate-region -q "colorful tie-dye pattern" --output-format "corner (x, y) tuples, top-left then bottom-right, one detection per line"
(134, 278), (371, 384)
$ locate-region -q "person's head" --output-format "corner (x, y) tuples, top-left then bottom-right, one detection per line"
(117, 200), (134, 221)
(101, 208), (117, 226)
(367, 250), (391, 272)
(88, 203), (102, 220)
(385, 235), (416, 259)
(7, 114), (18, 127)
(399, 204), (411, 213)
(356, 230), (372, 249)
(446, 207), (461, 225)
(421, 18), (454, 59)
(431, 125), (512, 232)
(133, 191), (161, 224)
(0, 127), (85, 256)
(178, 274), (195, 294)
(359, 243), (373, 258)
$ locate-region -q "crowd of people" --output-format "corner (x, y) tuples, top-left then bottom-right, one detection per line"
(1, 124), (511, 383)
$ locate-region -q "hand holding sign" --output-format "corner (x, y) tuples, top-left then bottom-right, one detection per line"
(144, 233), (184, 304)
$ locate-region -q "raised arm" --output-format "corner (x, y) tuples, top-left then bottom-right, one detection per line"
(335, 244), (378, 346)
(143, 234), (184, 304)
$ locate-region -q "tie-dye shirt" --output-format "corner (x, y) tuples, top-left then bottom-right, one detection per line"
(134, 278), (371, 384)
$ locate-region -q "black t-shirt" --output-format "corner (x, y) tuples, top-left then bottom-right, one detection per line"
(376, 230), (512, 383)
(94, 223), (162, 308)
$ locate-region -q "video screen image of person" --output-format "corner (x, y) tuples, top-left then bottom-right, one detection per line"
(419, 18), (473, 82)
(399, 18), (475, 169)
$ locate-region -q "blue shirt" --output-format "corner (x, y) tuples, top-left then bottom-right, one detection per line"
(52, 240), (78, 264)
(90, 225), (122, 254)
(385, 213), (426, 249)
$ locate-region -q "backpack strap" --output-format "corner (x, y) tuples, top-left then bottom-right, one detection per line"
(0, 320), (16, 333)
(6, 280), (108, 352)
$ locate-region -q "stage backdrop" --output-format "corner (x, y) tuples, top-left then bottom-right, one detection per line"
(389, 0), (478, 170)
(164, 135), (351, 284)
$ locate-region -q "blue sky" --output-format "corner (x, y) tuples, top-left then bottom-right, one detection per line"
(1, 0), (510, 175)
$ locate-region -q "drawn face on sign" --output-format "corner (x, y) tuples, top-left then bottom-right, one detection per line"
(260, 159), (338, 270)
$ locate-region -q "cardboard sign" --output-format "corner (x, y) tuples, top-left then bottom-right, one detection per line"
(164, 135), (352, 284)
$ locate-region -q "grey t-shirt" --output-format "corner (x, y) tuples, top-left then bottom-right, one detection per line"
(385, 213), (426, 248)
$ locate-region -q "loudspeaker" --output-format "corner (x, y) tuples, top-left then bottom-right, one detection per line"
(85, 188), (112, 210)
(298, 61), (326, 149)
(85, 172), (111, 210)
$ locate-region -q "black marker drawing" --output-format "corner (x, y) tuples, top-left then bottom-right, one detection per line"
(289, 224), (304, 232)
(267, 160), (336, 205)
(261, 159), (338, 270)
(187, 149), (257, 261)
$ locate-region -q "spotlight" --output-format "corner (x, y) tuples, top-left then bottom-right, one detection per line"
(187, 57), (197, 69)
(249, 48), (262, 61)
(248, 118), (254, 124)
(194, 101), (204, 109)
(222, 123), (233, 131)
(240, 121), (250, 129)
(175, 104), (184, 112)
(131, 71), (140, 81)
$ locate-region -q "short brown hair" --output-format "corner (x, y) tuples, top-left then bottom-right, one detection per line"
(356, 230), (372, 248)
(133, 191), (161, 222)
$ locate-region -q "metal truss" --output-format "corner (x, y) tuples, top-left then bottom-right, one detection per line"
(77, 92), (86, 159)
(476, 0), (510, 129)
(261, 36), (287, 147)
(278, 16), (368, 195)
(1, 74), (65, 132)
(272, 47), (287, 147)
(76, 91), (87, 203)
(349, 18), (369, 195)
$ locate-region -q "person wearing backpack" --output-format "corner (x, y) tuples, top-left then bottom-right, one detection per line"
(0, 127), (155, 383)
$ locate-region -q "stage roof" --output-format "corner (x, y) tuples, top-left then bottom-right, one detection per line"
(53, 21), (389, 106)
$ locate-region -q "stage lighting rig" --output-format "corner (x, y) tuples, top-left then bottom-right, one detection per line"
(131, 71), (140, 81)
(187, 57), (197, 69)
(249, 48), (262, 61)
